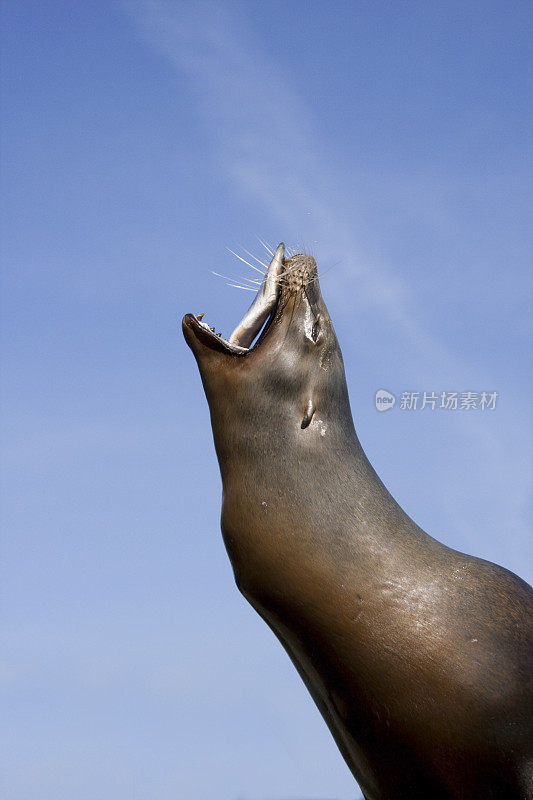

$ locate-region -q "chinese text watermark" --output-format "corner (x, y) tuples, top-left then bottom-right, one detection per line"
(375, 389), (498, 412)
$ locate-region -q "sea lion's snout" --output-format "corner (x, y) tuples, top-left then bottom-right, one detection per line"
(279, 253), (318, 297)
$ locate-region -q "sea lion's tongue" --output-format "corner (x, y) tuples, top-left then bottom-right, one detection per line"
(229, 243), (285, 348)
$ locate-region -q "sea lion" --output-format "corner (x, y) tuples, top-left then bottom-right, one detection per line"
(182, 244), (533, 800)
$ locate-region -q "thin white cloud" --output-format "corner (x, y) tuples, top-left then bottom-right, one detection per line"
(125, 1), (502, 363)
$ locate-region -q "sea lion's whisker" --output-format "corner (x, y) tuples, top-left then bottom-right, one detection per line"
(212, 270), (262, 286)
(301, 264), (338, 288)
(239, 246), (269, 271)
(256, 236), (275, 256)
(226, 248), (267, 276)
(278, 262), (309, 279)
(226, 283), (257, 292)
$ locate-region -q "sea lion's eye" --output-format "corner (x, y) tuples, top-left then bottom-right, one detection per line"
(311, 316), (321, 343)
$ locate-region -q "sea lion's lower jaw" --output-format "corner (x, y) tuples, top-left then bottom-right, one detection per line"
(182, 314), (250, 355)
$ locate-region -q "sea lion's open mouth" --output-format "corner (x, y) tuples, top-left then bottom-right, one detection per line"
(184, 242), (286, 356)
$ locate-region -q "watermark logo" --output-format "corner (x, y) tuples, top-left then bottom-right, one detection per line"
(375, 389), (396, 411)
(374, 390), (499, 412)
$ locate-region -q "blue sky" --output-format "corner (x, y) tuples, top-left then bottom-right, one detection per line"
(1, 2), (532, 798)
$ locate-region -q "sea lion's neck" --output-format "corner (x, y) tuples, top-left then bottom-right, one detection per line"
(217, 406), (427, 602)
